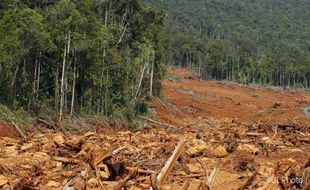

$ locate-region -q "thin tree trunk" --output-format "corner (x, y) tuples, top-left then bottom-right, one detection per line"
(59, 44), (67, 121)
(117, 24), (127, 44)
(135, 60), (148, 100)
(105, 7), (108, 26)
(10, 61), (21, 91)
(105, 68), (109, 115)
(60, 31), (70, 121)
(70, 54), (76, 117)
(100, 49), (106, 113)
(33, 54), (38, 96)
(64, 32), (71, 113)
(36, 51), (41, 100)
(29, 54), (38, 112)
(150, 55), (154, 96)
(64, 63), (68, 112)
(55, 62), (59, 111)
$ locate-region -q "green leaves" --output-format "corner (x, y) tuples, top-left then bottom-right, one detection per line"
(0, 0), (168, 120)
(147, 0), (310, 87)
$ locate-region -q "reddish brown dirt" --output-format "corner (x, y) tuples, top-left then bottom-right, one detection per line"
(0, 122), (20, 139)
(153, 67), (310, 127)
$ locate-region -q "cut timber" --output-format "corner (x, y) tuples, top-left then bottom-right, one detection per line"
(11, 122), (27, 140)
(52, 156), (80, 164)
(37, 118), (56, 130)
(299, 138), (310, 143)
(207, 167), (219, 190)
(140, 116), (178, 130)
(181, 180), (190, 190)
(113, 168), (137, 190)
(126, 167), (156, 175)
(246, 132), (264, 137)
(153, 140), (186, 189)
(237, 170), (258, 190)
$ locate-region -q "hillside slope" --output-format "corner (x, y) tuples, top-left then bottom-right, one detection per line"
(155, 67), (310, 126)
(146, 0), (310, 87)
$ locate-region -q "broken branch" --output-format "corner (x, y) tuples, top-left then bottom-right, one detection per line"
(156, 140), (186, 187)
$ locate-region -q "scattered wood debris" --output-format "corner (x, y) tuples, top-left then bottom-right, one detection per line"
(0, 117), (309, 189)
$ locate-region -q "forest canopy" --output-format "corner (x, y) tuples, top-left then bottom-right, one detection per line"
(0, 0), (169, 121)
(146, 0), (310, 87)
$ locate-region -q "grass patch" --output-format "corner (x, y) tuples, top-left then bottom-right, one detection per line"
(258, 108), (276, 114)
(0, 105), (34, 127)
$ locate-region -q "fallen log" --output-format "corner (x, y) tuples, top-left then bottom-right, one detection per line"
(140, 116), (179, 130)
(36, 118), (56, 130)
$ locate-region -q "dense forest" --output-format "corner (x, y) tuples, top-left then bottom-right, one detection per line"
(147, 0), (310, 87)
(0, 0), (169, 121)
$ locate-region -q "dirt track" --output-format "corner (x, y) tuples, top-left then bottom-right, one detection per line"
(0, 67), (309, 189)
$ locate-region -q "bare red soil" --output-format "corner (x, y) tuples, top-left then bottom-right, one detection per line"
(154, 67), (310, 127)
(0, 122), (19, 139)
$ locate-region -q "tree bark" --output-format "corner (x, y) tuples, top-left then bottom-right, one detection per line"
(135, 60), (148, 100)
(36, 51), (41, 100)
(60, 31), (70, 121)
(150, 55), (154, 96)
(33, 53), (38, 97)
(70, 54), (76, 117)
(59, 43), (67, 121)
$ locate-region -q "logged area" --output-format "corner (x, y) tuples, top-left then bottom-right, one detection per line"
(156, 67), (310, 126)
(0, 67), (310, 189)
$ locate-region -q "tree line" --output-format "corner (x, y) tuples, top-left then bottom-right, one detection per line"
(147, 0), (310, 87)
(0, 0), (170, 121)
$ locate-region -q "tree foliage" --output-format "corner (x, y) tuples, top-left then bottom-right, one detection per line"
(0, 0), (169, 121)
(147, 0), (310, 87)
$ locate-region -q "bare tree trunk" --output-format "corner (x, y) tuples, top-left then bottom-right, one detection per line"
(10, 61), (21, 92)
(117, 24), (127, 44)
(33, 54), (38, 96)
(150, 55), (154, 96)
(117, 5), (128, 44)
(105, 69), (109, 115)
(60, 31), (71, 121)
(105, 7), (108, 26)
(64, 64), (68, 112)
(100, 49), (106, 114)
(59, 44), (67, 121)
(36, 51), (41, 100)
(29, 54), (39, 112)
(135, 60), (148, 100)
(55, 62), (59, 111)
(70, 54), (76, 117)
